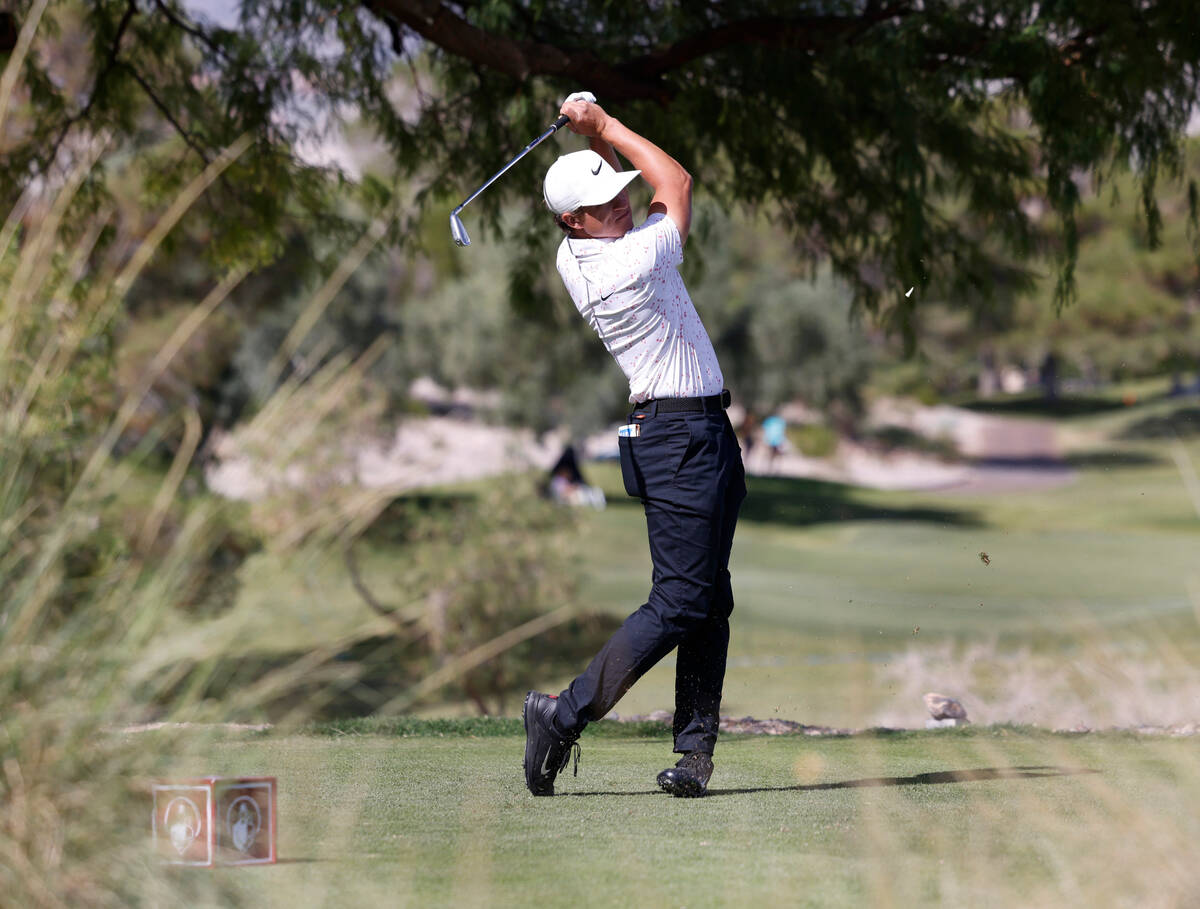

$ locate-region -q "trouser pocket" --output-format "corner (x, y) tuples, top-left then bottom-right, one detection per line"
(618, 435), (644, 498)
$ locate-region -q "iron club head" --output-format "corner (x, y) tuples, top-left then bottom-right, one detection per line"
(448, 114), (572, 250)
(449, 211), (471, 247)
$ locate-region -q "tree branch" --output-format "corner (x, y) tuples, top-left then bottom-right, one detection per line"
(624, 5), (913, 79)
(152, 0), (231, 62)
(363, 0), (671, 102)
(362, 1), (919, 102)
(343, 540), (424, 634)
(360, 1), (1109, 105)
(122, 62), (212, 165)
(45, 0), (139, 169)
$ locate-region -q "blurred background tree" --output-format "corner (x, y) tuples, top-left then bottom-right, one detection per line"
(4, 0), (1199, 329)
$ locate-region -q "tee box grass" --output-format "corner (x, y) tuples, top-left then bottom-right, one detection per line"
(141, 723), (1200, 908)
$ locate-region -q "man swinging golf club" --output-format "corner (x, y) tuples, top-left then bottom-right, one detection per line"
(523, 93), (746, 798)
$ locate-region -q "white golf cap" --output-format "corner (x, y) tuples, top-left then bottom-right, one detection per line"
(543, 150), (641, 214)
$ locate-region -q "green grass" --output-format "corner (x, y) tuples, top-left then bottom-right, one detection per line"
(138, 724), (1200, 908)
(565, 436), (1200, 727)
(204, 385), (1200, 729)
(121, 391), (1200, 906)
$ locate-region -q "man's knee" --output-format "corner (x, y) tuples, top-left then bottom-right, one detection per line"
(713, 569), (735, 619)
(648, 577), (720, 627)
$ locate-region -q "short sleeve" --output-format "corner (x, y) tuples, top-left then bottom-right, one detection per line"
(568, 212), (685, 299)
(631, 212), (683, 269)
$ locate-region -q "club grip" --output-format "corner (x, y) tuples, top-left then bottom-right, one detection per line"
(552, 114), (570, 130)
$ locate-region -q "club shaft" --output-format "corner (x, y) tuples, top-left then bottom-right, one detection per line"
(452, 115), (570, 216)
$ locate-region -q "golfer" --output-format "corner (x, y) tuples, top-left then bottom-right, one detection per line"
(523, 94), (746, 797)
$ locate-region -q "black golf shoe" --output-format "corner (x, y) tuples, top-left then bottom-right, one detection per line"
(656, 751), (714, 798)
(522, 691), (580, 796)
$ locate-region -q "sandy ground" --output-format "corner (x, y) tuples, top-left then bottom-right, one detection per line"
(205, 397), (1074, 501)
(206, 417), (564, 501)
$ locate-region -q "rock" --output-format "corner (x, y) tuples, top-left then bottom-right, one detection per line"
(925, 718), (961, 729)
(923, 692), (968, 722)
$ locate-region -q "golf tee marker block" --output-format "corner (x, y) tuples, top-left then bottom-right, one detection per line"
(152, 777), (277, 866)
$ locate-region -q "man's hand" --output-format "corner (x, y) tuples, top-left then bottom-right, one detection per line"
(557, 93), (694, 243)
(560, 100), (610, 139)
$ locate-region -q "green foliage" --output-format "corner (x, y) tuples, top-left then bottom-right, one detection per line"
(149, 481), (614, 720)
(0, 130), (266, 906)
(0, 91), (514, 905)
(396, 200), (874, 430)
(877, 140), (1200, 396)
(787, 423), (839, 459)
(690, 209), (873, 415)
(364, 483), (615, 716)
(5, 0), (1199, 332)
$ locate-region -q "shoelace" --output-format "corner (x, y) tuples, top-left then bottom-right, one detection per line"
(558, 740), (582, 777)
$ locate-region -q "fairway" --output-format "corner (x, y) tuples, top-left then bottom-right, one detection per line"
(545, 418), (1200, 729)
(204, 393), (1200, 733)
(142, 724), (1200, 908)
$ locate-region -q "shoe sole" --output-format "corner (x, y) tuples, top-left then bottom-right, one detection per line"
(657, 771), (707, 798)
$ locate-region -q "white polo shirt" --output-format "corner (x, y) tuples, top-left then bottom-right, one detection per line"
(555, 212), (724, 403)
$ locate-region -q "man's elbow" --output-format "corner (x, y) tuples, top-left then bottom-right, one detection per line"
(678, 168), (693, 195)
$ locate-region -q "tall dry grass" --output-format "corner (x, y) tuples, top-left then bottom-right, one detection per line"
(0, 19), (403, 901)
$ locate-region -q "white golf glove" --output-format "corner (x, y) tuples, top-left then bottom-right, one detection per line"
(562, 91), (597, 105)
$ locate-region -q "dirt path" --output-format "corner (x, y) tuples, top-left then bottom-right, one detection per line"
(844, 400), (1076, 494)
(726, 400), (1075, 493)
(205, 397), (1076, 502)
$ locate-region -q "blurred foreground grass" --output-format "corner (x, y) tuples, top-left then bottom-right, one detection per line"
(0, 111), (400, 904)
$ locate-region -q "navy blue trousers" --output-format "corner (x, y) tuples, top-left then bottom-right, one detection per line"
(554, 403), (746, 755)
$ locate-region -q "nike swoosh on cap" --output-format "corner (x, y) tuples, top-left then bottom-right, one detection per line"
(591, 162), (602, 175)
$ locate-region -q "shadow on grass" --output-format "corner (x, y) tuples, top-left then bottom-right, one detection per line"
(360, 492), (478, 544)
(968, 456), (1071, 470)
(608, 474), (979, 529)
(738, 476), (978, 528)
(1063, 450), (1164, 469)
(564, 765), (1099, 798)
(1118, 407), (1200, 440)
(958, 395), (1128, 418)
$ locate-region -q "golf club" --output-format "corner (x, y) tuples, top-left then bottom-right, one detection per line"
(450, 114), (570, 248)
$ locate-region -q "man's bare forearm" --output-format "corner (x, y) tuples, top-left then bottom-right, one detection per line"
(597, 117), (690, 195)
(559, 99), (693, 239)
(589, 135), (621, 172)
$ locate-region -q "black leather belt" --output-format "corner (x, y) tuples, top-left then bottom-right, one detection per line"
(638, 389), (731, 414)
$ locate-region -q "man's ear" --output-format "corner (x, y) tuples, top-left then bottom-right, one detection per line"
(561, 210), (585, 230)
